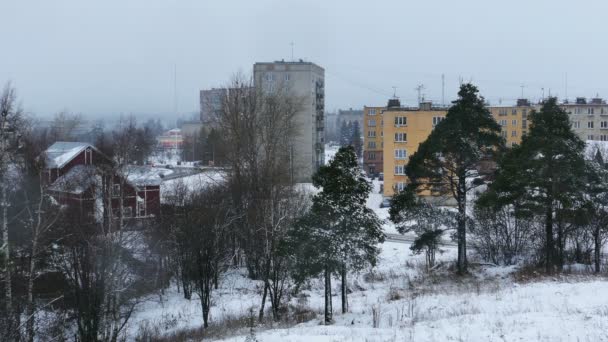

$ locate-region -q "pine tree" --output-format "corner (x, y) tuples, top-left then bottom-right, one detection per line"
(339, 121), (350, 147)
(406, 83), (503, 274)
(351, 121), (363, 159)
(479, 98), (586, 273)
(292, 146), (384, 323)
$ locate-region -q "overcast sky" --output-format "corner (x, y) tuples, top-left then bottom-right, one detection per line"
(2, 0), (607, 120)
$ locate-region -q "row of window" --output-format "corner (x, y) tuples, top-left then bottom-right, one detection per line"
(498, 108), (529, 116)
(572, 121), (608, 129)
(501, 131), (518, 138)
(572, 108), (606, 115)
(265, 73), (291, 82)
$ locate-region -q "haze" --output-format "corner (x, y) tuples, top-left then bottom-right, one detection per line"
(1, 0), (607, 119)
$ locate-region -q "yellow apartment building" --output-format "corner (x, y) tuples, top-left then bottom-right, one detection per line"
(382, 101), (447, 197)
(487, 99), (533, 147)
(362, 105), (387, 176)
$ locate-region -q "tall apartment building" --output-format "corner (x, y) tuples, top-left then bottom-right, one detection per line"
(488, 99), (533, 147)
(382, 100), (447, 197)
(561, 97), (608, 141)
(363, 105), (387, 176)
(253, 60), (325, 181)
(200, 88), (227, 124)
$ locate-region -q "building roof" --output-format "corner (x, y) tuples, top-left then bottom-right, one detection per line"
(123, 165), (173, 187)
(48, 165), (99, 194)
(44, 142), (97, 168)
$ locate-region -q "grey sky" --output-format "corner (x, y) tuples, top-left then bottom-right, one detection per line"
(1, 0), (607, 119)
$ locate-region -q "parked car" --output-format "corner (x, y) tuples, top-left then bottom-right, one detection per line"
(378, 172), (384, 181)
(380, 197), (392, 208)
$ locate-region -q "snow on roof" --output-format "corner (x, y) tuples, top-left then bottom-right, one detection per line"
(123, 165), (173, 187)
(48, 164), (99, 194)
(44, 141), (96, 168)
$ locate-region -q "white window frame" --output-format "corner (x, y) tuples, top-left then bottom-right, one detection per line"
(367, 130), (377, 138)
(588, 121), (594, 129)
(394, 132), (407, 142)
(394, 165), (405, 175)
(394, 149), (407, 159)
(394, 116), (407, 127)
(432, 116), (445, 126)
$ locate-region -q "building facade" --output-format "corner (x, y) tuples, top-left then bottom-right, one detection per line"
(487, 99), (532, 147)
(561, 97), (608, 141)
(362, 105), (386, 176)
(253, 60), (325, 181)
(200, 88), (227, 124)
(382, 101), (447, 197)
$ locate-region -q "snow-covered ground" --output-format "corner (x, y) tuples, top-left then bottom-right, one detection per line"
(125, 143), (608, 341)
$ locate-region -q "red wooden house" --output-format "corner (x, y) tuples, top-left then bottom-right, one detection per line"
(44, 142), (160, 222)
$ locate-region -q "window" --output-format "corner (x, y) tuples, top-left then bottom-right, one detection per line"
(601, 121), (608, 128)
(511, 109), (517, 115)
(396, 182), (407, 192)
(588, 121), (594, 129)
(575, 108), (583, 114)
(367, 130), (376, 138)
(394, 165), (405, 175)
(500, 120), (507, 126)
(265, 73), (274, 81)
(572, 121), (580, 129)
(589, 108), (594, 114)
(433, 116), (445, 126)
(394, 133), (407, 142)
(601, 135), (608, 141)
(522, 119), (528, 129)
(511, 119), (517, 126)
(112, 184), (121, 197)
(394, 116), (407, 126)
(368, 152), (376, 160)
(511, 130), (517, 137)
(368, 141), (377, 149)
(284, 74), (290, 81)
(499, 108), (508, 116)
(522, 109), (528, 116)
(138, 201), (146, 217)
(123, 207), (132, 218)
(501, 131), (507, 138)
(380, 130), (383, 137)
(602, 108), (606, 114)
(368, 119), (377, 127)
(588, 135), (595, 140)
(368, 108), (376, 115)
(394, 149), (407, 159)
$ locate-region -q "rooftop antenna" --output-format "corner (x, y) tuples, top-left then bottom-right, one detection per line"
(441, 73), (445, 106)
(415, 84), (425, 104)
(541, 87), (545, 101)
(520, 84), (525, 99)
(392, 86), (398, 98)
(565, 72), (568, 102)
(173, 64), (177, 119)
(290, 41), (294, 61)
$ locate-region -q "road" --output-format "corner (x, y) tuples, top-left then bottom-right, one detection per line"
(385, 233), (459, 247)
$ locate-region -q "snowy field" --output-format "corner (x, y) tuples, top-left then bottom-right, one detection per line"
(125, 144), (608, 341)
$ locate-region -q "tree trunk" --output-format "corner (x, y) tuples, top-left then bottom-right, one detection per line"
(2, 185), (12, 317)
(456, 176), (467, 274)
(26, 238), (38, 342)
(258, 282), (268, 322)
(594, 228), (601, 274)
(324, 267), (332, 324)
(545, 205), (554, 274)
(341, 264), (347, 314)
